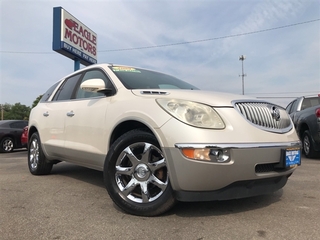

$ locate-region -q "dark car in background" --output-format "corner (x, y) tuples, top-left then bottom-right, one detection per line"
(286, 95), (320, 158)
(0, 120), (28, 153)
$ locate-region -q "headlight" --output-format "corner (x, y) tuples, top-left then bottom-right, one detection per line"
(156, 99), (225, 129)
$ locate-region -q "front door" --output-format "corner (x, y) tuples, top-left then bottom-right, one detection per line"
(63, 69), (115, 170)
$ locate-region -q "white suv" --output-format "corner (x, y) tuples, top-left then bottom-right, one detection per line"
(28, 64), (301, 216)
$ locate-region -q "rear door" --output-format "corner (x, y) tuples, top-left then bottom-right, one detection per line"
(40, 74), (82, 159)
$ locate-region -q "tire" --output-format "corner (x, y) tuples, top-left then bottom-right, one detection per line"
(0, 137), (14, 153)
(302, 130), (317, 158)
(28, 132), (53, 175)
(104, 129), (176, 216)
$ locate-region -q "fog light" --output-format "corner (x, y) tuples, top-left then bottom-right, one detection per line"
(210, 149), (230, 162)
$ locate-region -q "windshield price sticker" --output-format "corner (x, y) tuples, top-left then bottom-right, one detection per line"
(112, 67), (141, 73)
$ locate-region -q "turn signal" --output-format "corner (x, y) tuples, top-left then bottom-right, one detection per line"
(181, 148), (230, 162)
(182, 148), (211, 161)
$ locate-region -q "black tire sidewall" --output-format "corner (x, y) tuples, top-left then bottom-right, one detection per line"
(104, 130), (175, 216)
(303, 130), (315, 158)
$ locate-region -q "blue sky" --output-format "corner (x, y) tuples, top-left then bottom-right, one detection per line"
(0, 0), (319, 108)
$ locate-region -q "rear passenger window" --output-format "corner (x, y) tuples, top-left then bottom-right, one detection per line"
(53, 74), (82, 101)
(9, 121), (27, 129)
(40, 81), (61, 102)
(301, 99), (311, 110)
(309, 97), (320, 107)
(301, 97), (320, 110)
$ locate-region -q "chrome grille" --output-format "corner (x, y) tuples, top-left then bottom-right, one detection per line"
(233, 101), (292, 133)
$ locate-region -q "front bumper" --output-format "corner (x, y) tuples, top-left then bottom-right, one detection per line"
(174, 175), (290, 202)
(163, 141), (301, 202)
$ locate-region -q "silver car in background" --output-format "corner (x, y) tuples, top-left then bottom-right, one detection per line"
(28, 64), (301, 216)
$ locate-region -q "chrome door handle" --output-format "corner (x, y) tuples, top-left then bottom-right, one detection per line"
(66, 111), (75, 117)
(43, 112), (49, 117)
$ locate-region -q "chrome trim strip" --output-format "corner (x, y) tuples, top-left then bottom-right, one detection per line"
(175, 141), (301, 149)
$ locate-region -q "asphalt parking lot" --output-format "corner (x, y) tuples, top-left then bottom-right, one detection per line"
(1, 150), (319, 240)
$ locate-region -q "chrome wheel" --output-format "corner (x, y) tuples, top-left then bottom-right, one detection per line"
(29, 138), (39, 170)
(28, 132), (53, 175)
(104, 129), (175, 216)
(2, 138), (14, 152)
(115, 142), (168, 203)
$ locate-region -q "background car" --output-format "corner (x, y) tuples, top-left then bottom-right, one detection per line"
(286, 94), (320, 117)
(286, 95), (320, 158)
(0, 120), (28, 153)
(21, 126), (28, 149)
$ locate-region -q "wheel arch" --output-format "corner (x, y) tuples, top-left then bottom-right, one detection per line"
(109, 120), (157, 148)
(28, 126), (39, 142)
(298, 122), (309, 139)
(1, 134), (15, 141)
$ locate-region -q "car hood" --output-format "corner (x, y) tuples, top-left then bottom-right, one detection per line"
(131, 89), (258, 107)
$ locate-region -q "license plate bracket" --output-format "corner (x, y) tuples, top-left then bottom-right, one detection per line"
(274, 148), (301, 169)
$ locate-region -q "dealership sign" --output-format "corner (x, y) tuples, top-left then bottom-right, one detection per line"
(53, 7), (97, 66)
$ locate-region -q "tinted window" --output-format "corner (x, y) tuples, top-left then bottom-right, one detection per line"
(53, 74), (82, 101)
(109, 66), (198, 90)
(75, 69), (114, 99)
(301, 97), (320, 110)
(40, 81), (61, 102)
(310, 97), (320, 106)
(9, 121), (28, 129)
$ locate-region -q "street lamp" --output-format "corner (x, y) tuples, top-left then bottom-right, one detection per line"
(239, 55), (246, 95)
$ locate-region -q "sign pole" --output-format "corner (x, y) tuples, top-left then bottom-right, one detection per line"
(74, 58), (80, 71)
(239, 55), (246, 95)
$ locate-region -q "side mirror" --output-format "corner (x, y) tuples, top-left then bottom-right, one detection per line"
(80, 79), (113, 96)
(80, 79), (105, 92)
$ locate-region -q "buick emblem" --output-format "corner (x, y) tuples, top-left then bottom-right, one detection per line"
(270, 105), (281, 121)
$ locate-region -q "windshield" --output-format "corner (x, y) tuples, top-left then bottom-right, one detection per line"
(109, 66), (198, 90)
